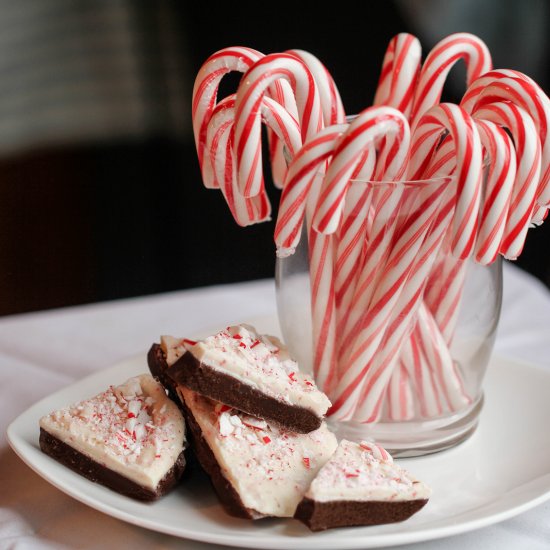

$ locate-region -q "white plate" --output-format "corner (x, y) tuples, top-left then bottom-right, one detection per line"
(7, 353), (550, 549)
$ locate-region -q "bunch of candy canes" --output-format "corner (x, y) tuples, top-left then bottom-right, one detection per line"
(192, 33), (550, 424)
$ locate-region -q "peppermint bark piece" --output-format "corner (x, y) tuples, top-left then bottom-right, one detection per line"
(39, 374), (186, 501)
(178, 385), (338, 519)
(294, 440), (431, 531)
(160, 324), (331, 433)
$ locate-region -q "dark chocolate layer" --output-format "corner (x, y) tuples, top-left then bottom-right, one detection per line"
(177, 390), (263, 520)
(168, 351), (322, 434)
(39, 428), (186, 501)
(147, 343), (182, 406)
(294, 496), (428, 531)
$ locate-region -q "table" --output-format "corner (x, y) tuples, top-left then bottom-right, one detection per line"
(2, 262), (550, 550)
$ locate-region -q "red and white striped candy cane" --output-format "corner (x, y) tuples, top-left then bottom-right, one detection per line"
(532, 204), (548, 225)
(313, 106), (410, 235)
(274, 124), (349, 256)
(410, 33), (492, 128)
(269, 49), (344, 189)
(398, 326), (443, 418)
(374, 33), (422, 119)
(334, 104), (482, 420)
(333, 156), (377, 331)
(206, 96), (270, 225)
(206, 94), (302, 225)
(384, 363), (415, 421)
(266, 60), (300, 190)
(309, 109), (410, 366)
(474, 102), (541, 260)
(418, 120), (512, 382)
(274, 123), (349, 391)
(192, 47), (264, 189)
(330, 174), (452, 421)
(410, 103), (484, 259)
(234, 53), (324, 198)
(463, 73), (550, 210)
(473, 119), (517, 264)
(402, 108), (472, 353)
(412, 134), (463, 347)
(288, 49), (346, 126)
(335, 181), (406, 360)
(413, 303), (471, 412)
(349, 180), (456, 422)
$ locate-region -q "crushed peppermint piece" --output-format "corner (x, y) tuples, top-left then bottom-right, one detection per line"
(219, 413), (235, 436)
(241, 416), (267, 430)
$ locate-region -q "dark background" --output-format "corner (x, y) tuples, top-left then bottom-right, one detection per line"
(1, 0), (549, 316)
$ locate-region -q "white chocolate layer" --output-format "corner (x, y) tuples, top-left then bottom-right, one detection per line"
(305, 440), (431, 502)
(40, 374), (186, 491)
(160, 335), (191, 367)
(179, 386), (338, 517)
(182, 324), (331, 417)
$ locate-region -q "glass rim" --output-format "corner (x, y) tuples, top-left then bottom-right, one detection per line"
(347, 174), (455, 186)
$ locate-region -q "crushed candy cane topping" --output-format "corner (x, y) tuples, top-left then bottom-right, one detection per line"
(178, 386), (337, 517)
(305, 439), (431, 503)
(179, 324), (331, 416)
(40, 375), (186, 490)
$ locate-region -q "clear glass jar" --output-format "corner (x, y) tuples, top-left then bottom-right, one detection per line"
(275, 176), (502, 457)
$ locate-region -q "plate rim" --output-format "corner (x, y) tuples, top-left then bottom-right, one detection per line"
(7, 353), (550, 549)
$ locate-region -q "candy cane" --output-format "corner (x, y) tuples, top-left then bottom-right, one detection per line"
(410, 103), (484, 259)
(335, 177), (419, 361)
(329, 174), (453, 421)
(473, 119), (517, 264)
(333, 104), (481, 420)
(274, 124), (349, 256)
(234, 53), (324, 198)
(474, 102), (541, 260)
(206, 96), (270, 225)
(415, 139), (465, 347)
(273, 123), (349, 391)
(463, 73), (550, 209)
(374, 33), (422, 119)
(413, 303), (471, 412)
(206, 94), (302, 225)
(288, 49), (346, 126)
(192, 47), (264, 188)
(308, 145), (374, 395)
(384, 363), (415, 421)
(399, 328), (443, 418)
(410, 33), (492, 128)
(532, 204), (548, 225)
(349, 181), (456, 422)
(313, 106), (410, 235)
(294, 110), (409, 394)
(268, 49), (344, 189)
(309, 109), (410, 363)
(333, 157), (376, 330)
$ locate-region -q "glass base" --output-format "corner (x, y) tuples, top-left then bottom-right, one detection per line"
(326, 394), (484, 458)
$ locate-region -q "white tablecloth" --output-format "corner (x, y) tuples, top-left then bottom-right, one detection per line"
(2, 262), (550, 550)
